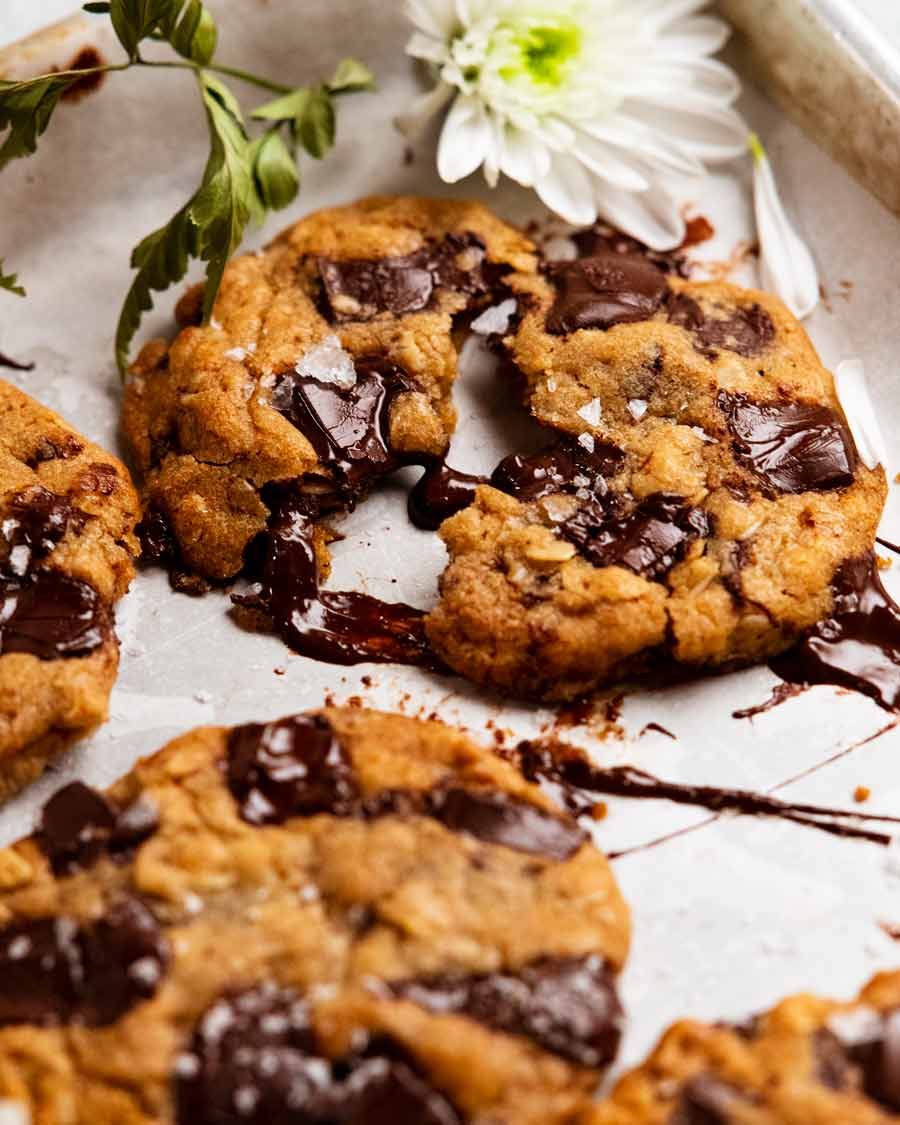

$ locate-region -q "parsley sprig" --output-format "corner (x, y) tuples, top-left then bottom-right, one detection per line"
(0, 1), (373, 374)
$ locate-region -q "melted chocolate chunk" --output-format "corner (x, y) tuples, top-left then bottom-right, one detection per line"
(175, 983), (461, 1125)
(227, 713), (358, 826)
(232, 490), (437, 669)
(718, 391), (857, 494)
(560, 492), (710, 580)
(572, 224), (689, 277)
(0, 897), (168, 1027)
(0, 487), (108, 660)
(668, 295), (775, 358)
(490, 437), (624, 502)
(319, 232), (490, 322)
(669, 1076), (750, 1124)
(37, 780), (159, 875)
(391, 954), (621, 1067)
(771, 554), (900, 712)
(822, 1008), (900, 1109)
(137, 509), (211, 595)
(408, 461), (486, 530)
(813, 1028), (858, 1090)
(546, 252), (669, 334)
(271, 359), (413, 495)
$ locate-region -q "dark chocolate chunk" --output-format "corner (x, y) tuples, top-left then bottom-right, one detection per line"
(560, 492), (710, 580)
(0, 487), (108, 660)
(175, 982), (461, 1125)
(391, 954), (621, 1067)
(491, 437), (623, 503)
(0, 897), (168, 1028)
(408, 461), (486, 530)
(669, 1075), (750, 1124)
(572, 224), (689, 277)
(546, 252), (669, 334)
(824, 1007), (900, 1109)
(771, 554), (900, 712)
(38, 780), (159, 875)
(668, 295), (775, 358)
(813, 1028), (858, 1090)
(227, 712), (358, 826)
(137, 508), (211, 596)
(318, 232), (489, 322)
(718, 391), (857, 494)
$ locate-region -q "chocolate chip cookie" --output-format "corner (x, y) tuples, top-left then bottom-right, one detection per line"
(426, 242), (887, 700)
(589, 970), (900, 1123)
(0, 380), (139, 801)
(0, 706), (629, 1124)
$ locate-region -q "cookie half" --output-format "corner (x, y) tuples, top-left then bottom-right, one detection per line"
(590, 971), (900, 1123)
(0, 380), (139, 800)
(0, 706), (629, 1124)
(427, 245), (886, 699)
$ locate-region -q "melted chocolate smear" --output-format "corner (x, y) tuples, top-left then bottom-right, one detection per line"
(175, 983), (462, 1125)
(572, 223), (689, 277)
(37, 780), (159, 876)
(226, 714), (584, 859)
(732, 682), (806, 721)
(319, 232), (490, 322)
(0, 487), (108, 660)
(771, 554), (900, 712)
(491, 437), (624, 502)
(232, 490), (437, 669)
(407, 460), (486, 530)
(0, 350), (35, 371)
(546, 252), (669, 334)
(560, 492), (710, 581)
(391, 954), (622, 1068)
(718, 391), (857, 494)
(877, 537), (900, 557)
(669, 1075), (750, 1124)
(515, 742), (900, 847)
(820, 1008), (900, 1110)
(668, 295), (775, 358)
(0, 897), (168, 1027)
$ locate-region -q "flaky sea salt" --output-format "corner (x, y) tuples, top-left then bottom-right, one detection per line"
(224, 346), (249, 361)
(627, 398), (647, 420)
(826, 1006), (884, 1045)
(690, 425), (718, 444)
(542, 235), (577, 261)
(576, 398), (603, 427)
(294, 334), (357, 388)
(471, 297), (517, 335)
(578, 432), (595, 453)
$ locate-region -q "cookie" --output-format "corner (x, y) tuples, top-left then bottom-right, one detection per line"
(426, 241), (886, 700)
(0, 706), (629, 1124)
(0, 380), (139, 801)
(589, 970), (900, 1123)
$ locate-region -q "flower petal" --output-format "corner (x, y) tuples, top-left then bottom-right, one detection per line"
(751, 135), (819, 318)
(627, 101), (748, 162)
(592, 178), (685, 250)
(834, 359), (890, 472)
(536, 153), (598, 225)
(406, 0), (459, 39)
(395, 81), (456, 139)
(437, 95), (493, 182)
(574, 133), (650, 192)
(498, 126), (550, 186)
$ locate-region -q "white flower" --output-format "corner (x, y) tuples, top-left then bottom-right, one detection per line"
(750, 133), (819, 319)
(834, 358), (889, 473)
(399, 0), (746, 248)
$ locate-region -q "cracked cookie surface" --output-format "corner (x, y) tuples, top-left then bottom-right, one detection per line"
(0, 706), (629, 1124)
(0, 379), (139, 801)
(426, 244), (886, 700)
(588, 970), (900, 1123)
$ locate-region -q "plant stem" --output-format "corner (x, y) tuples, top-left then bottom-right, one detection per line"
(136, 58), (291, 94)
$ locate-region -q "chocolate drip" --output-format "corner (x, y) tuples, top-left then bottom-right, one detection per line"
(669, 1076), (750, 1124)
(408, 461), (486, 530)
(770, 553), (900, 712)
(175, 983), (461, 1125)
(0, 351), (35, 371)
(732, 682), (805, 720)
(226, 714), (585, 859)
(717, 391), (857, 494)
(37, 780), (159, 875)
(0, 897), (168, 1027)
(560, 492), (710, 581)
(490, 437), (624, 502)
(0, 487), (108, 660)
(546, 252), (669, 333)
(319, 232), (491, 322)
(668, 295), (775, 358)
(515, 742), (900, 846)
(232, 490), (437, 668)
(390, 954), (621, 1067)
(821, 1008), (900, 1110)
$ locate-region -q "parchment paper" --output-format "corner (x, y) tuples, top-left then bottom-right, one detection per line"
(1, 0), (900, 1073)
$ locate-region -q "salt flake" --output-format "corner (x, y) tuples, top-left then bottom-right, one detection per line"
(627, 398), (647, 421)
(471, 297), (517, 335)
(577, 398), (603, 427)
(295, 335), (357, 388)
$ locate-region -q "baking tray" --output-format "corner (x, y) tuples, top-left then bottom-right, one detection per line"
(1, 0), (900, 1071)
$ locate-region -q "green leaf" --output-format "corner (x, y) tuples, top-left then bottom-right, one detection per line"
(108, 0), (182, 59)
(328, 57), (375, 94)
(0, 74), (79, 171)
(0, 259), (25, 298)
(251, 129), (299, 212)
(251, 87), (309, 123)
(83, 2), (112, 12)
(297, 84), (335, 159)
(170, 0), (217, 66)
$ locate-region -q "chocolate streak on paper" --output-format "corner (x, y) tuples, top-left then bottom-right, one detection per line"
(0, 351), (35, 371)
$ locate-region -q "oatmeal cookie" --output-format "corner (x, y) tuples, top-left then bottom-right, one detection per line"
(0, 380), (139, 800)
(0, 706), (629, 1124)
(589, 970), (900, 1123)
(426, 245), (886, 700)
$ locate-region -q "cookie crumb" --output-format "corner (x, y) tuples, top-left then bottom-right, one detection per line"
(854, 785), (871, 803)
